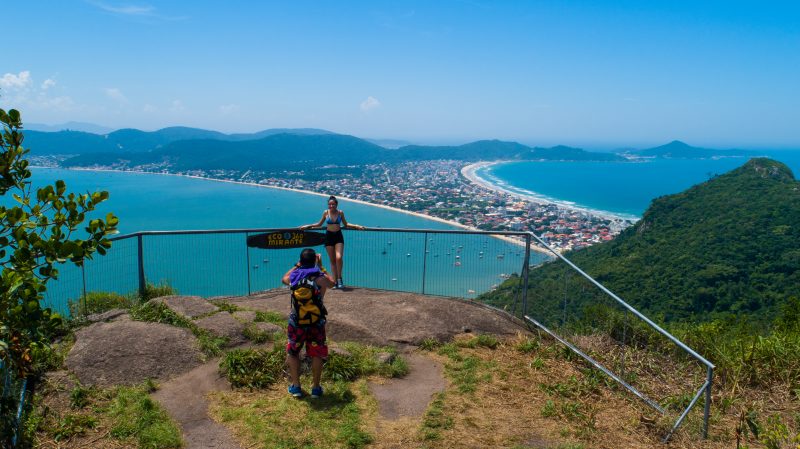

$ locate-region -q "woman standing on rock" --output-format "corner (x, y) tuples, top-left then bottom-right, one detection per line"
(299, 195), (364, 289)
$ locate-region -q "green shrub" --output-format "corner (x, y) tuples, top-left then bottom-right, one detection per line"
(69, 386), (92, 409)
(243, 323), (277, 343)
(141, 282), (177, 302)
(52, 413), (97, 441)
(419, 338), (442, 351)
(220, 347), (285, 389)
(130, 301), (191, 328)
(386, 355), (410, 378)
(254, 311), (285, 326)
(325, 352), (361, 381)
(476, 334), (500, 349)
(68, 291), (133, 317)
(335, 342), (408, 379)
(195, 330), (228, 357)
(211, 300), (240, 313)
(515, 337), (539, 353)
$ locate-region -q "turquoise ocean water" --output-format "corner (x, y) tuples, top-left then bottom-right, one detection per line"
(17, 169), (537, 314)
(477, 151), (800, 219)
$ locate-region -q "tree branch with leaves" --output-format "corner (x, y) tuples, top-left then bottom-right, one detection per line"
(0, 106), (119, 382)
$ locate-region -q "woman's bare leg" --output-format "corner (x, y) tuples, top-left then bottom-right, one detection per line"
(325, 245), (339, 280)
(335, 242), (344, 283)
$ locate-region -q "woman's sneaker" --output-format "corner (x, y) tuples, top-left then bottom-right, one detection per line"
(311, 385), (324, 398)
(336, 279), (344, 289)
(288, 384), (303, 398)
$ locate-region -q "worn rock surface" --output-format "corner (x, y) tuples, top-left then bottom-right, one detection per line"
(85, 308), (129, 323)
(253, 322), (282, 334)
(194, 312), (247, 346)
(153, 295), (219, 319)
(231, 310), (256, 323)
(66, 320), (203, 387)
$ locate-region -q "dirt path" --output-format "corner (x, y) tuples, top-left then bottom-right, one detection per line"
(368, 353), (446, 419)
(152, 359), (242, 449)
(151, 350), (447, 449)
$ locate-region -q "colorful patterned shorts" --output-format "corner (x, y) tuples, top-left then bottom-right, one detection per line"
(286, 319), (328, 358)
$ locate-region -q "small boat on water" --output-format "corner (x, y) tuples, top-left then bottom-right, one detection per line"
(454, 261), (462, 267)
(406, 253), (411, 257)
(263, 259), (269, 263)
(391, 278), (398, 282)
(381, 250), (387, 255)
(497, 254), (505, 259)
(467, 289), (475, 294)
(455, 255), (461, 259)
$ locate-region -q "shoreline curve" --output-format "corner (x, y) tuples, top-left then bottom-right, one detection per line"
(461, 161), (640, 222)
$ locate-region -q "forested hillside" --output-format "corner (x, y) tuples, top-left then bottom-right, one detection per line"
(483, 158), (799, 325)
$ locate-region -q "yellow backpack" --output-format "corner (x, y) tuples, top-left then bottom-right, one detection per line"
(291, 276), (327, 325)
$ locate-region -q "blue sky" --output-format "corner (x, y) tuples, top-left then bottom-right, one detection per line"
(2, 1), (798, 148)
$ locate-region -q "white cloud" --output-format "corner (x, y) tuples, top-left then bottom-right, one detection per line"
(41, 79), (56, 90)
(0, 71), (32, 90)
(103, 87), (128, 103)
(169, 100), (185, 112)
(219, 104), (239, 115)
(360, 96), (381, 112)
(87, 1), (186, 21)
(143, 104), (157, 113)
(89, 1), (155, 16)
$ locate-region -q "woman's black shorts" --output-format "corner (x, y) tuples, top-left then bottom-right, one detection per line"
(325, 230), (344, 246)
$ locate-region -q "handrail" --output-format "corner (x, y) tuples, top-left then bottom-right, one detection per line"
(109, 227), (533, 242)
(527, 232), (715, 369)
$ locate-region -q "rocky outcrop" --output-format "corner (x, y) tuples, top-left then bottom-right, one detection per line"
(67, 320), (203, 387)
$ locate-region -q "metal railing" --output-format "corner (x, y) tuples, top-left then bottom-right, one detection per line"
(35, 227), (712, 441)
(523, 233), (714, 442)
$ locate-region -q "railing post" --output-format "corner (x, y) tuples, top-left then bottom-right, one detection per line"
(137, 234), (146, 298)
(245, 232), (252, 296)
(522, 233), (531, 317)
(703, 366), (713, 439)
(421, 232), (428, 295)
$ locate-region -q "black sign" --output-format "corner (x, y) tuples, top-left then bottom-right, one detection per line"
(246, 230), (326, 249)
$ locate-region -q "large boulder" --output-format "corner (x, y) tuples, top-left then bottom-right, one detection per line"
(66, 320), (203, 387)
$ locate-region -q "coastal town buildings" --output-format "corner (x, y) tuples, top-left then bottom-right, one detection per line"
(32, 156), (634, 251)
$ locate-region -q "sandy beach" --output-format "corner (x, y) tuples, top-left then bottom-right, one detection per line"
(461, 161), (638, 222)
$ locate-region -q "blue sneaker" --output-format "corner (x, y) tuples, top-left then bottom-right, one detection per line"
(311, 385), (323, 398)
(288, 384), (303, 398)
